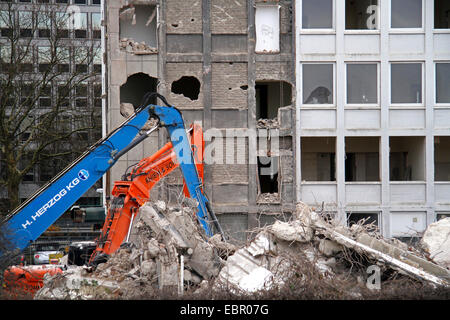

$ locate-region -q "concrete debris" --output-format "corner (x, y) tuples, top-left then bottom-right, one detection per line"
(35, 201), (450, 300)
(35, 200), (221, 299)
(257, 192), (279, 203)
(421, 217), (450, 270)
(257, 118), (279, 129)
(120, 102), (158, 130)
(119, 7), (136, 25)
(120, 38), (157, 55)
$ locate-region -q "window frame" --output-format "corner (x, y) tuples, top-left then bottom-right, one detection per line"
(344, 0), (380, 33)
(300, 62), (336, 108)
(433, 0), (450, 31)
(345, 62), (380, 107)
(389, 0), (425, 33)
(389, 61), (424, 107)
(435, 61), (450, 106)
(300, 0), (335, 33)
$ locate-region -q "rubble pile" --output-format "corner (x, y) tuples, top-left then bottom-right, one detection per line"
(120, 38), (157, 55)
(35, 200), (224, 299)
(35, 201), (450, 300)
(257, 118), (279, 129)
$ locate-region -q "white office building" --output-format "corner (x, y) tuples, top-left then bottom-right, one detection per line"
(294, 0), (450, 240)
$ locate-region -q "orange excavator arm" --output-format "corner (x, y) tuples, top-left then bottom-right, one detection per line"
(90, 123), (204, 263)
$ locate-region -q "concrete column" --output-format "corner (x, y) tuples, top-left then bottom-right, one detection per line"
(335, 0), (346, 224)
(248, 0), (257, 213)
(380, 0), (390, 238)
(425, 0), (435, 225)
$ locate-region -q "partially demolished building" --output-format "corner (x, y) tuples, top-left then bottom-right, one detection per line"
(104, 0), (296, 244)
(103, 0), (450, 243)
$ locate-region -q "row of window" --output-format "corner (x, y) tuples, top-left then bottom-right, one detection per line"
(0, 0), (100, 5)
(301, 136), (450, 182)
(0, 10), (101, 39)
(2, 81), (102, 109)
(301, 62), (450, 105)
(302, 0), (450, 30)
(0, 45), (101, 74)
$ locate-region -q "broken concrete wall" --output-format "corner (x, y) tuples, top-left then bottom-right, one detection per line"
(105, 0), (296, 244)
(106, 0), (160, 196)
(166, 62), (204, 109)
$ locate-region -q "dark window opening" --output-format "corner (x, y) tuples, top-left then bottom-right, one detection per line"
(119, 5), (157, 48)
(435, 0), (450, 29)
(75, 30), (87, 39)
(434, 136), (450, 181)
(76, 64), (88, 73)
(171, 76), (201, 101)
(19, 63), (33, 73)
(301, 137), (336, 182)
(345, 137), (380, 182)
(390, 136), (425, 181)
(57, 29), (69, 38)
(347, 212), (379, 228)
(39, 63), (52, 73)
(120, 72), (157, 108)
(58, 64), (70, 73)
(93, 30), (101, 39)
(20, 29), (32, 38)
(39, 97), (51, 108)
(437, 213), (450, 221)
(39, 29), (50, 38)
(345, 0), (378, 30)
(257, 156), (279, 194)
(1, 28), (12, 37)
(256, 80), (292, 120)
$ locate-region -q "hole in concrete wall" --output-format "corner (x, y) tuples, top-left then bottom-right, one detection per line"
(389, 136), (425, 181)
(257, 156), (279, 194)
(171, 76), (200, 101)
(256, 81), (292, 120)
(119, 4), (157, 49)
(120, 73), (157, 109)
(240, 85), (248, 90)
(301, 137), (336, 182)
(345, 137), (380, 182)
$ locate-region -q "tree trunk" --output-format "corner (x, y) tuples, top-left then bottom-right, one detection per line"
(5, 152), (22, 215)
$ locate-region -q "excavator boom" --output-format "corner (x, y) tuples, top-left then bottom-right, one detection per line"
(91, 123), (205, 259)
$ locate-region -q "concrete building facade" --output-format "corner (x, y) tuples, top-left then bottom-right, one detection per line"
(104, 0), (296, 243)
(103, 0), (450, 242)
(295, 0), (450, 240)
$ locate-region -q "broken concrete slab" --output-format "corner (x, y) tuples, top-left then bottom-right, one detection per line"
(215, 233), (277, 293)
(267, 220), (313, 242)
(318, 239), (343, 257)
(421, 217), (450, 270)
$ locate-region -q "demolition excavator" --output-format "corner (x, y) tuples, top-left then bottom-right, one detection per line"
(1, 93), (224, 296)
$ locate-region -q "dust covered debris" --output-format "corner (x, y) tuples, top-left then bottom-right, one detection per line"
(34, 201), (450, 300)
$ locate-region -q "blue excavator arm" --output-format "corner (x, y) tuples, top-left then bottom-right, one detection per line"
(1, 93), (222, 255)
